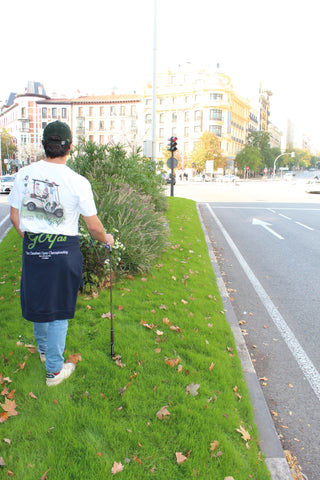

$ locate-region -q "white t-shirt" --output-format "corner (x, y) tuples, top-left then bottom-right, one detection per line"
(8, 160), (97, 236)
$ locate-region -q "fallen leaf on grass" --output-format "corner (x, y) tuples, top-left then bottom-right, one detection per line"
(111, 461), (124, 474)
(3, 438), (11, 445)
(0, 457), (5, 466)
(165, 356), (180, 367)
(0, 398), (18, 418)
(40, 469), (50, 480)
(170, 325), (182, 332)
(0, 412), (9, 423)
(29, 392), (37, 399)
(156, 406), (170, 420)
(236, 425), (251, 442)
(210, 440), (219, 451)
(186, 383), (200, 396)
(175, 451), (191, 464)
(101, 312), (115, 319)
(140, 320), (156, 329)
(67, 354), (82, 366)
(209, 362), (215, 371)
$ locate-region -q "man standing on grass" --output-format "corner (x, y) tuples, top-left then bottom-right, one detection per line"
(8, 121), (113, 387)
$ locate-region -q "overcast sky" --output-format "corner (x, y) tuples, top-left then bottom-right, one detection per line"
(1, 0), (319, 149)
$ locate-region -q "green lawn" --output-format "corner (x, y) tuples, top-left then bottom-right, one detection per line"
(0, 197), (271, 479)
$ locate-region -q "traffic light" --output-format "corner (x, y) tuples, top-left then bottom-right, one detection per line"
(167, 136), (178, 153)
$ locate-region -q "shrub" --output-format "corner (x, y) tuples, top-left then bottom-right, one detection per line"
(96, 183), (170, 274)
(68, 140), (169, 288)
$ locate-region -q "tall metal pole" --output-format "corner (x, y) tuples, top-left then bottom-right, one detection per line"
(151, 0), (157, 162)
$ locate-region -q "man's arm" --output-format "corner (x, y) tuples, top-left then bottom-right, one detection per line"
(10, 207), (24, 239)
(82, 214), (114, 246)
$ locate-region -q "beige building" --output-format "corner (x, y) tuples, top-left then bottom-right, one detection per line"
(142, 66), (250, 168)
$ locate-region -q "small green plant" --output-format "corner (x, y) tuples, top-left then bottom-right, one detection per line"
(79, 226), (124, 292)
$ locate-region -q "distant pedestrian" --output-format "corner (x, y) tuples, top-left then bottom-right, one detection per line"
(8, 121), (114, 387)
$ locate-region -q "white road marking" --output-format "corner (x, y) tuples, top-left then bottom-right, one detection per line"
(279, 214), (291, 220)
(252, 218), (284, 240)
(206, 203), (320, 402)
(295, 221), (314, 231)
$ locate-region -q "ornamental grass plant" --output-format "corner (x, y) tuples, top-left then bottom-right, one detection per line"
(0, 198), (271, 480)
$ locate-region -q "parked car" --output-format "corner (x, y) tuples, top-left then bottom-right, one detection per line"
(306, 179), (320, 194)
(0, 175), (15, 193)
(283, 171), (295, 180)
(216, 174), (239, 183)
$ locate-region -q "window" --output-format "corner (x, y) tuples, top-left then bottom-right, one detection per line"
(184, 126), (189, 137)
(159, 128), (164, 138)
(21, 107), (26, 118)
(99, 135), (104, 144)
(209, 125), (222, 136)
(120, 106), (125, 116)
(110, 120), (115, 129)
(194, 126), (200, 134)
(78, 107), (83, 116)
(110, 106), (116, 116)
(159, 97), (165, 105)
(184, 111), (190, 122)
(172, 97), (177, 104)
(170, 76), (176, 84)
(172, 112), (177, 123)
(89, 107), (94, 116)
(42, 107), (47, 118)
(120, 120), (125, 129)
(62, 108), (66, 119)
(159, 143), (164, 152)
(131, 105), (136, 116)
(145, 114), (152, 124)
(100, 106), (105, 116)
(210, 93), (223, 101)
(159, 113), (164, 123)
(210, 109), (222, 121)
(89, 135), (94, 142)
(194, 110), (202, 121)
(172, 127), (177, 136)
(185, 96), (189, 103)
(99, 120), (104, 130)
(52, 108), (57, 118)
(89, 121), (94, 131)
(145, 98), (152, 105)
(194, 94), (202, 102)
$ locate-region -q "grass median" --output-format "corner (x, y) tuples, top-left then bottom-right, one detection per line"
(0, 197), (271, 479)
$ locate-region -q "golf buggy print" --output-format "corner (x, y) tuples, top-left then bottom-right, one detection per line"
(23, 178), (64, 218)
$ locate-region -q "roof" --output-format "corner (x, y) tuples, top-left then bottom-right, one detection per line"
(73, 94), (141, 104)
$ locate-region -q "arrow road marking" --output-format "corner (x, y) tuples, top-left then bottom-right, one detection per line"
(252, 218), (284, 240)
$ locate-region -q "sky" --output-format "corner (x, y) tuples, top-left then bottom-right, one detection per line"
(1, 0), (319, 150)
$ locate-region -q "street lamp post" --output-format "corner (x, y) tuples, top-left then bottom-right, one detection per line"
(273, 152), (295, 177)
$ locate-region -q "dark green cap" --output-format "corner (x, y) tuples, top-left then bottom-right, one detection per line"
(42, 121), (72, 145)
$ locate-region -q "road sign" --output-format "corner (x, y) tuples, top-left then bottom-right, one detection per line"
(167, 157), (178, 169)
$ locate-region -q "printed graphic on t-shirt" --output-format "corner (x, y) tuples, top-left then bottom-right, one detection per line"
(21, 176), (65, 225)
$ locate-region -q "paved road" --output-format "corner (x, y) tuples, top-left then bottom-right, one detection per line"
(0, 195), (11, 243)
(172, 177), (320, 480)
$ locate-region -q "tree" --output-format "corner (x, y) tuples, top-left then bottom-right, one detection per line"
(1, 128), (17, 173)
(236, 145), (263, 173)
(247, 131), (276, 168)
(189, 131), (225, 173)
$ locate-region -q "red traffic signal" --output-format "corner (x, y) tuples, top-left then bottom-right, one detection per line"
(167, 136), (178, 152)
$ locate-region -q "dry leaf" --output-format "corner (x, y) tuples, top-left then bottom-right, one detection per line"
(186, 383), (200, 396)
(29, 392), (37, 399)
(236, 425), (251, 442)
(210, 440), (219, 451)
(175, 452), (187, 464)
(170, 325), (182, 332)
(111, 461), (124, 474)
(0, 456), (5, 466)
(209, 362), (215, 371)
(181, 299), (188, 304)
(165, 356), (180, 367)
(67, 353), (82, 365)
(154, 348), (161, 354)
(0, 398), (18, 417)
(40, 469), (50, 480)
(3, 438), (11, 445)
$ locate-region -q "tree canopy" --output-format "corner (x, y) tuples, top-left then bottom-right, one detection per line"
(189, 131), (225, 172)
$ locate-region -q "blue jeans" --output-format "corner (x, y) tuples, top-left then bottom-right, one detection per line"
(33, 320), (69, 373)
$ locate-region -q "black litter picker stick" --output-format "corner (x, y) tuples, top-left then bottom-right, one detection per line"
(105, 243), (114, 358)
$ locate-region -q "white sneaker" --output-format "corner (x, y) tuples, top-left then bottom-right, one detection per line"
(46, 362), (75, 387)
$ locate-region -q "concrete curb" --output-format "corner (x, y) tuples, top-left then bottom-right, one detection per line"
(197, 203), (292, 480)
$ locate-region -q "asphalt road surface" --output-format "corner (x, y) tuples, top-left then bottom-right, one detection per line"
(0, 194), (11, 243)
(173, 175), (320, 480)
